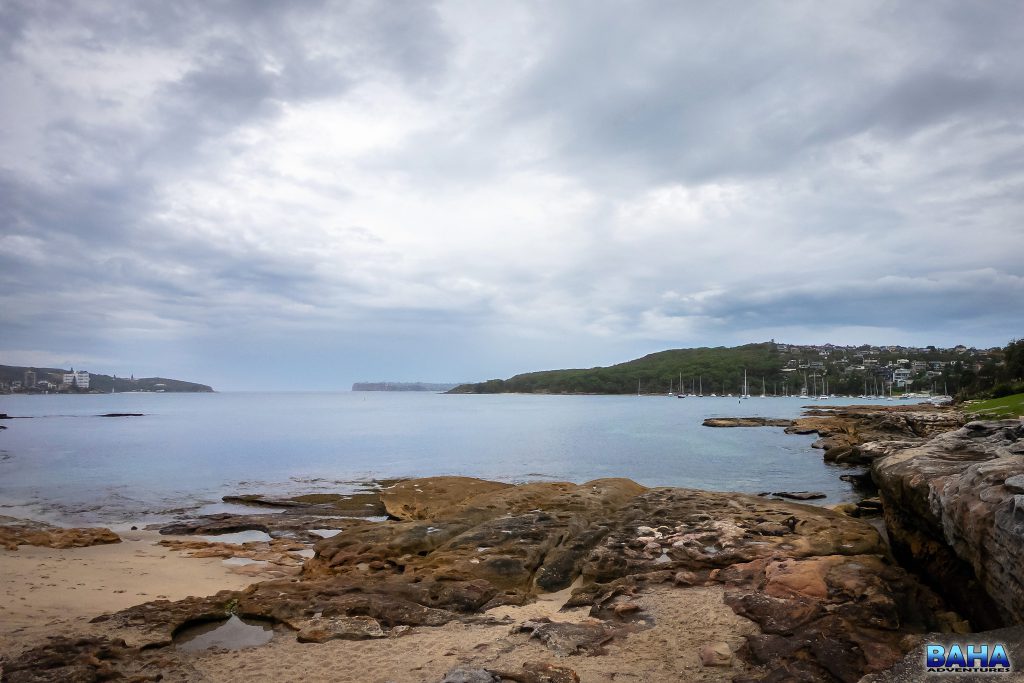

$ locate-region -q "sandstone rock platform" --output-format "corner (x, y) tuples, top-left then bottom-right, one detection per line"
(2, 476), (969, 682)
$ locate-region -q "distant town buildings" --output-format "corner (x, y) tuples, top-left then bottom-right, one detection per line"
(60, 369), (90, 389)
(771, 341), (1002, 393)
(0, 367), (93, 393)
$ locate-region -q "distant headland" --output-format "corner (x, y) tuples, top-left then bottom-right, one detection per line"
(0, 364), (214, 394)
(352, 381), (462, 392)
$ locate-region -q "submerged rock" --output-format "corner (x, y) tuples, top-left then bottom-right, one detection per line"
(762, 491), (827, 501)
(702, 417), (794, 428)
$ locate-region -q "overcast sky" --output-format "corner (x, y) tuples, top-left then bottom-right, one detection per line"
(1, 1), (1022, 390)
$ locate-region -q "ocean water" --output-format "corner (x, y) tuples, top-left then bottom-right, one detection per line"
(0, 392), (884, 526)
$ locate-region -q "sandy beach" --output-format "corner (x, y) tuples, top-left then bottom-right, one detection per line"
(1, 529), (756, 682)
(178, 585), (757, 683)
(0, 530), (255, 655)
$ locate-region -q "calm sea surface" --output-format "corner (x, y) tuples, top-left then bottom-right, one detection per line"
(0, 392), (888, 526)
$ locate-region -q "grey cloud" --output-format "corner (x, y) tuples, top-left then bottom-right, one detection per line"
(1, 1), (1022, 388)
(656, 270), (1024, 330)
(497, 2), (1024, 188)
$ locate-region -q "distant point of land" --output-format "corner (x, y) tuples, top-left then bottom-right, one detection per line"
(352, 382), (462, 392)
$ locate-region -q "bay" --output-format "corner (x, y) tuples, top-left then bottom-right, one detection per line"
(0, 392), (881, 526)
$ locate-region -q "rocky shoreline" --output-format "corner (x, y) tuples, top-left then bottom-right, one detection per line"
(709, 405), (1024, 628)
(2, 406), (1022, 681)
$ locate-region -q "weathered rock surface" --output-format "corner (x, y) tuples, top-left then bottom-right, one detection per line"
(872, 419), (1024, 628)
(6, 476), (971, 682)
(0, 516), (120, 551)
(785, 404), (964, 466)
(295, 614), (386, 642)
(0, 635), (205, 682)
(703, 417), (794, 428)
(155, 537), (308, 577)
(379, 476), (515, 520)
(155, 512), (348, 543)
(441, 668), (501, 683)
(221, 481), (396, 517)
(699, 640), (733, 667)
(516, 618), (618, 656)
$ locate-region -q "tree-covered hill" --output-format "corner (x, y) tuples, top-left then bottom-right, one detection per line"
(449, 343), (785, 395)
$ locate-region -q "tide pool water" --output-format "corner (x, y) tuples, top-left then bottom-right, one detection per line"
(0, 392), (883, 525)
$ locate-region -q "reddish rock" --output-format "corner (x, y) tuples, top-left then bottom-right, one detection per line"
(0, 517), (120, 551)
(699, 640), (733, 667)
(295, 615), (385, 642)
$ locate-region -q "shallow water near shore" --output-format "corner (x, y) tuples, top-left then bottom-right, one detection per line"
(174, 615), (276, 653)
(0, 392), (894, 526)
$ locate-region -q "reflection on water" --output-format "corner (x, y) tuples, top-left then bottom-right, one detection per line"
(309, 528), (342, 538)
(199, 530), (273, 544)
(174, 615), (274, 652)
(221, 557), (267, 567)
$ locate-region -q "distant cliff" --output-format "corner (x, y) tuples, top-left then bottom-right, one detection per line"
(352, 382), (461, 392)
(0, 364), (214, 393)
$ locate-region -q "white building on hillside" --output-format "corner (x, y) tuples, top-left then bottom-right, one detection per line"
(63, 369), (90, 389)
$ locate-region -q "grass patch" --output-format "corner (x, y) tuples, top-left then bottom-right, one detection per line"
(964, 393), (1024, 419)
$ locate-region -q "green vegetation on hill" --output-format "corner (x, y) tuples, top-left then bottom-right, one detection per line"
(964, 393), (1024, 419)
(450, 336), (1024, 398)
(449, 343), (785, 395)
